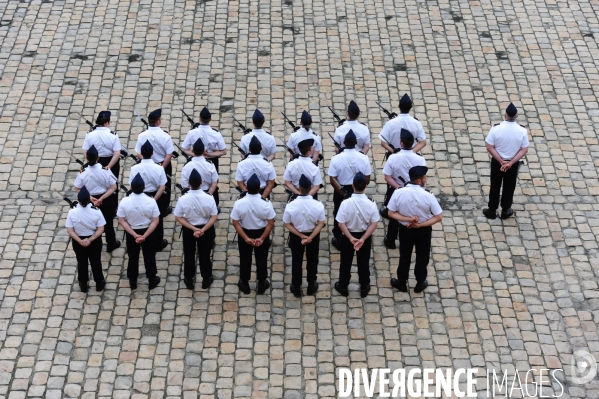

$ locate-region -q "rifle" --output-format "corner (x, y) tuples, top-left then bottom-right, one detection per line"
(173, 142), (191, 163)
(231, 140), (247, 157)
(65, 150), (89, 171)
(63, 196), (79, 209)
(181, 108), (200, 129)
(120, 149), (140, 164)
(175, 183), (190, 196)
(279, 137), (296, 158)
(375, 101), (398, 120)
(119, 184), (132, 196)
(232, 116), (251, 134)
(282, 113), (300, 132)
(327, 132), (342, 152)
(84, 118), (96, 132)
(133, 110), (149, 129)
(327, 106), (346, 127)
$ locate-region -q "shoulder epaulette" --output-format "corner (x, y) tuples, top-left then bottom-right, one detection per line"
(265, 131), (272, 135)
(369, 197), (375, 202)
(261, 197), (268, 202)
(206, 158), (213, 164)
(425, 188), (431, 193)
(414, 117), (419, 121)
(212, 128), (220, 132)
(519, 124), (526, 128)
(493, 123), (500, 126)
(111, 130), (116, 135)
(360, 122), (367, 126)
(163, 129), (169, 134)
(263, 158), (269, 162)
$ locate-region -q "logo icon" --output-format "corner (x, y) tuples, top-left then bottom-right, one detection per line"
(570, 350), (597, 385)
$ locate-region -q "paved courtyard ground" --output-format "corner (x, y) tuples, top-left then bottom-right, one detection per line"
(0, 0), (598, 397)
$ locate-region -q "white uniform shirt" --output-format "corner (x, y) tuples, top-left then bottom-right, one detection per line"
(335, 193), (380, 232)
(287, 127), (323, 154)
(173, 189), (218, 226)
(117, 193), (161, 229)
(387, 184), (443, 226)
(82, 127), (121, 157)
(485, 121), (529, 160)
(382, 150), (427, 187)
(282, 196), (326, 233)
(181, 157), (219, 191)
(334, 120), (371, 151)
(65, 204), (106, 236)
(239, 129), (277, 158)
(182, 125), (226, 154)
(235, 154), (276, 189)
(231, 194), (276, 229)
(378, 114), (426, 150)
(129, 160), (168, 193)
(73, 164), (117, 196)
(327, 149), (372, 185)
(283, 156), (323, 188)
(135, 127), (175, 163)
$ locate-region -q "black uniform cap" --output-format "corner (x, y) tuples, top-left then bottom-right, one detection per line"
(297, 138), (314, 151)
(400, 128), (414, 142)
(87, 144), (99, 160)
(141, 140), (154, 157)
(299, 174), (312, 190)
(96, 111), (111, 124)
(249, 135), (262, 154)
(189, 169), (202, 187)
(353, 171), (367, 185)
(252, 109), (265, 122)
(148, 108), (162, 121)
(131, 174), (145, 191)
(400, 93), (412, 106)
(409, 165), (428, 181)
(200, 107), (211, 120)
(193, 138), (205, 155)
(348, 100), (360, 117)
(506, 102), (517, 117)
(344, 130), (357, 147)
(78, 185), (90, 203)
(301, 110), (312, 125)
(247, 173), (261, 191)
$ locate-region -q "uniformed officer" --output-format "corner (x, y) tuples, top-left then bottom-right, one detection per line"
(82, 110), (122, 178)
(334, 172), (380, 298)
(387, 166), (443, 293)
(129, 141), (169, 251)
(381, 129), (427, 249)
(379, 94), (427, 154)
(117, 174), (161, 290)
(327, 130), (371, 249)
(283, 138), (322, 199)
(181, 107), (227, 172)
(240, 109), (277, 161)
(231, 174), (276, 295)
(287, 110), (323, 164)
(283, 175), (326, 297)
(65, 186), (107, 293)
(333, 101), (371, 154)
(135, 108), (174, 214)
(73, 145), (121, 252)
(235, 136), (276, 199)
(483, 103), (529, 220)
(173, 169), (218, 290)
(181, 139), (219, 206)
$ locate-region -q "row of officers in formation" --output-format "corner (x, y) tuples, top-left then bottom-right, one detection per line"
(65, 96), (529, 298)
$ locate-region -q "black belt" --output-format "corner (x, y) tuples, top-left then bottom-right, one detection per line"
(193, 224), (207, 229)
(77, 235), (92, 239)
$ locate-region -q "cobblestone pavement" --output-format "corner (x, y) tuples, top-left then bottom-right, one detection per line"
(0, 0), (598, 398)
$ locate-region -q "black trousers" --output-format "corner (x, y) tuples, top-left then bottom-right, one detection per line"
(182, 225), (215, 279)
(73, 235), (104, 283)
(96, 192), (117, 246)
(289, 232), (319, 286)
(211, 157), (220, 173)
(98, 156), (120, 179)
(488, 158), (519, 211)
(208, 188), (219, 207)
(332, 185), (354, 238)
(146, 191), (169, 245)
(238, 228), (270, 283)
(338, 231), (372, 287)
(126, 228), (157, 280)
(384, 185), (399, 241)
(397, 224), (432, 282)
(163, 162), (172, 215)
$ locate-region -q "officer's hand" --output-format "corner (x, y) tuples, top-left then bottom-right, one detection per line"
(136, 235), (145, 244)
(80, 238), (90, 247)
(194, 229), (204, 238)
(500, 162), (512, 172)
(354, 239), (364, 251)
(245, 237), (255, 246)
(254, 238), (264, 247)
(105, 166), (110, 171)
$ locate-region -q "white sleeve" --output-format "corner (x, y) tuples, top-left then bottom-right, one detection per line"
(379, 122), (390, 142)
(181, 168), (190, 188)
(96, 211), (107, 227)
(521, 130), (530, 148)
(267, 203), (276, 220)
(73, 173), (84, 189)
(485, 129), (495, 145)
(335, 201), (348, 223)
(116, 202), (126, 218)
(159, 169), (168, 186)
(209, 198), (218, 216)
(216, 134), (226, 151)
(383, 160), (393, 176)
(267, 164), (276, 180)
(314, 135), (322, 152)
(313, 170), (322, 186)
(230, 203), (241, 221)
(269, 137), (277, 154)
(283, 165), (293, 182)
(135, 136), (143, 153)
(363, 157), (372, 175)
(318, 205), (326, 222)
(363, 127), (371, 144)
(182, 130), (194, 150)
(430, 195), (443, 216)
(370, 202), (380, 223)
(173, 200), (185, 217)
(65, 212), (74, 228)
(239, 136), (248, 153)
(111, 136), (121, 151)
(150, 201), (160, 218)
(164, 137), (174, 154)
(82, 135), (91, 151)
(210, 167), (219, 183)
(235, 165), (244, 182)
(327, 159), (338, 177)
(387, 190), (400, 212)
(282, 208), (292, 224)
(416, 122), (426, 142)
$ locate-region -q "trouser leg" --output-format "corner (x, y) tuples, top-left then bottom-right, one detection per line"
(397, 224), (415, 281)
(182, 227), (197, 279)
(332, 191), (343, 238)
(197, 226), (215, 279)
(289, 233), (305, 287)
(488, 158), (503, 211)
(414, 226), (432, 282)
(140, 229), (157, 278)
(253, 236), (270, 282)
(126, 232), (141, 280)
(213, 188), (219, 207)
(384, 185), (399, 240)
(355, 233), (372, 286)
(500, 162), (520, 210)
(338, 234), (355, 287)
(212, 157), (219, 173)
(238, 233), (254, 282)
(305, 233), (320, 284)
(99, 196), (116, 246)
(73, 239), (90, 283)
(88, 237), (104, 283)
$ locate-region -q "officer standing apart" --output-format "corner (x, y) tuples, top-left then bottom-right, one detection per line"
(287, 111), (323, 164)
(240, 109), (277, 161)
(327, 131), (371, 250)
(82, 110), (122, 178)
(117, 174), (161, 290)
(73, 145), (121, 252)
(65, 186), (107, 293)
(333, 101), (371, 154)
(387, 166), (443, 293)
(483, 103), (529, 220)
(235, 136), (276, 199)
(379, 94), (427, 155)
(129, 141), (169, 251)
(231, 174), (276, 295)
(334, 172), (379, 298)
(382, 129), (427, 249)
(283, 138), (322, 200)
(174, 169), (218, 290)
(181, 139), (219, 206)
(283, 175), (326, 297)
(181, 107), (227, 172)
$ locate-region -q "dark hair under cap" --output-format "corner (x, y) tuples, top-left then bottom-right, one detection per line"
(344, 130), (357, 148)
(400, 128), (414, 148)
(297, 138), (314, 153)
(141, 141), (154, 158)
(148, 108), (162, 123)
(96, 110), (111, 125)
(409, 165), (428, 181)
(193, 138), (205, 156)
(246, 173), (261, 194)
(189, 169), (202, 188)
(506, 102), (517, 118)
(131, 173), (145, 194)
(200, 107), (211, 121)
(347, 100), (360, 118)
(249, 135), (262, 154)
(87, 145), (99, 164)
(299, 174), (312, 190)
(301, 110), (312, 125)
(78, 185), (91, 205)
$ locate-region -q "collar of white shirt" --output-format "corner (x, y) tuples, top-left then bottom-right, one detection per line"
(246, 193), (261, 198)
(299, 156), (312, 162)
(141, 159), (154, 164)
(296, 195), (313, 201)
(193, 156), (208, 163)
(343, 148), (358, 154)
(189, 189), (205, 195)
(130, 192), (147, 198)
(95, 127), (111, 133)
(89, 164), (102, 171)
(352, 193), (366, 198)
(247, 154), (263, 159)
(252, 129), (266, 134)
(148, 126), (162, 131)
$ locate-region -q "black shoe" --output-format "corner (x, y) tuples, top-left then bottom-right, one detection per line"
(360, 284), (371, 298)
(482, 208), (497, 219)
(79, 281), (88, 293)
(238, 280), (250, 295)
(156, 240), (169, 252)
(96, 280), (106, 292)
(383, 236), (396, 249)
(130, 279), (137, 290)
(107, 240), (121, 252)
(391, 278), (408, 292)
(290, 284), (302, 298)
(500, 208), (514, 220)
(331, 237), (340, 250)
(184, 277), (195, 290)
(334, 282), (349, 297)
(148, 276), (161, 290)
(257, 280), (270, 295)
(414, 279), (429, 293)
(201, 276), (214, 289)
(307, 281), (318, 296)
